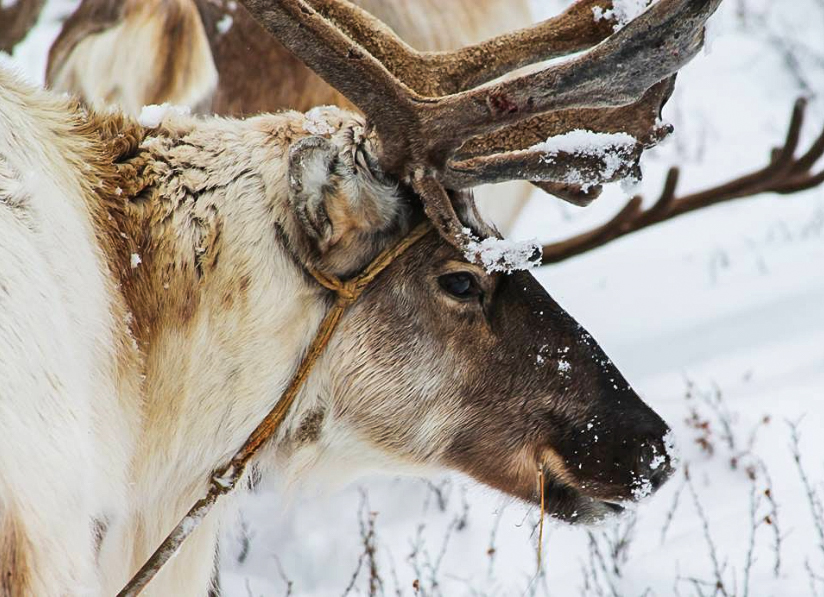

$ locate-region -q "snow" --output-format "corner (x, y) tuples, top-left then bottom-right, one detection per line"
(216, 14), (233, 35)
(3, 1), (824, 595)
(302, 106), (339, 136)
(531, 130), (637, 157)
(530, 129), (638, 189)
(463, 228), (541, 273)
(592, 0), (650, 30)
(130, 253), (141, 269)
(137, 103), (191, 128)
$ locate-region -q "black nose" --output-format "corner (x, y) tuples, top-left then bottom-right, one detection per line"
(648, 460), (673, 491)
(637, 439), (675, 493)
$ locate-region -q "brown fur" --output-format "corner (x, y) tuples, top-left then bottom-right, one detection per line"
(196, 0), (351, 116)
(0, 512), (30, 597)
(0, 0), (44, 54)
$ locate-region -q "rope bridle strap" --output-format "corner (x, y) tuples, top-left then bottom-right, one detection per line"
(117, 221), (432, 596)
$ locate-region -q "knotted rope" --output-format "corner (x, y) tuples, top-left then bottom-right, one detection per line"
(118, 221), (432, 596)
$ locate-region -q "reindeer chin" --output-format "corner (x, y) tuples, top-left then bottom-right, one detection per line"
(539, 476), (627, 525)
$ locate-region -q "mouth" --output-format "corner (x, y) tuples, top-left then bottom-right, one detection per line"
(537, 476), (627, 525)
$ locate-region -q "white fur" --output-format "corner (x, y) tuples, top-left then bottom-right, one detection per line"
(0, 69), (137, 595)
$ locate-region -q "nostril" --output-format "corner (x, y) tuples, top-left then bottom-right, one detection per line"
(637, 440), (675, 492)
(648, 462), (672, 491)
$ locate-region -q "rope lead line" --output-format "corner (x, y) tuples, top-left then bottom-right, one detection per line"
(117, 222), (432, 597)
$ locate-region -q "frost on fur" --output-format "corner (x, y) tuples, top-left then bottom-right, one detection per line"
(138, 103), (191, 128)
(463, 229), (541, 274)
(302, 106), (341, 136)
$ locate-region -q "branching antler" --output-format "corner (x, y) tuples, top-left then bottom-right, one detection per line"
(541, 99), (824, 264)
(238, 0), (723, 247)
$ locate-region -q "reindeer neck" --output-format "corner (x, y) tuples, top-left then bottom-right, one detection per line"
(81, 109), (333, 490)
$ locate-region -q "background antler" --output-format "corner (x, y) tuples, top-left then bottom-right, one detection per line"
(541, 99), (824, 264)
(238, 0), (723, 247)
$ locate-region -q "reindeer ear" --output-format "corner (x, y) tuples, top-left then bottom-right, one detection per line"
(288, 136), (340, 252)
(288, 135), (405, 256)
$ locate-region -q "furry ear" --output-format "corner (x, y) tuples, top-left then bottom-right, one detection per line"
(287, 135), (405, 257)
(288, 136), (340, 252)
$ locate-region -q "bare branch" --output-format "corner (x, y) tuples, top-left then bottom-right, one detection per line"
(685, 468), (730, 597)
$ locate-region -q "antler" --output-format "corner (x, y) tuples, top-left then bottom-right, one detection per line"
(238, 0), (723, 247)
(541, 99), (824, 264)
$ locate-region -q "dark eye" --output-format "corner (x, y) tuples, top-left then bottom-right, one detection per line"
(438, 272), (482, 300)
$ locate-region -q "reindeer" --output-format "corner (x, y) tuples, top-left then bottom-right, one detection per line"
(0, 0), (721, 595)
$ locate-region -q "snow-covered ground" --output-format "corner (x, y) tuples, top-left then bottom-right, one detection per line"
(4, 1), (824, 595)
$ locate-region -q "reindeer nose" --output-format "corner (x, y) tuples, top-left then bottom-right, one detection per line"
(636, 438), (675, 493)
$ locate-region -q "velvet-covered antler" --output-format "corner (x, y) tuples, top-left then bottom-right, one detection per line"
(237, 0), (723, 247)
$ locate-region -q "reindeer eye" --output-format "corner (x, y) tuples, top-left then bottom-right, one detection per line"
(438, 272), (481, 300)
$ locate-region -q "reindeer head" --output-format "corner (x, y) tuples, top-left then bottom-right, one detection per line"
(237, 0), (722, 520)
(275, 112), (670, 521)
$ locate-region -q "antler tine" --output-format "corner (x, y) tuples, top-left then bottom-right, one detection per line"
(303, 0), (619, 97)
(447, 80), (675, 200)
(541, 100), (824, 264)
(238, 0), (415, 153)
(533, 182), (604, 207)
(456, 80), (677, 161)
(769, 97), (805, 171)
(419, 0), (722, 159)
(411, 172), (471, 245)
(443, 143), (642, 190)
(790, 101), (824, 174)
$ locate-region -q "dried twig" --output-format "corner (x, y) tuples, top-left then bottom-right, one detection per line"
(685, 468), (730, 597)
(423, 479), (452, 514)
(585, 531), (621, 597)
(807, 559), (824, 597)
(788, 419), (824, 563)
(756, 460), (784, 578)
(486, 503), (508, 578)
(271, 555), (294, 597)
(537, 468), (545, 573)
(741, 481), (763, 597)
(343, 490), (383, 597)
(660, 476), (688, 545)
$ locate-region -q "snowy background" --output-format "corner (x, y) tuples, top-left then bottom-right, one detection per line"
(4, 1), (824, 595)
